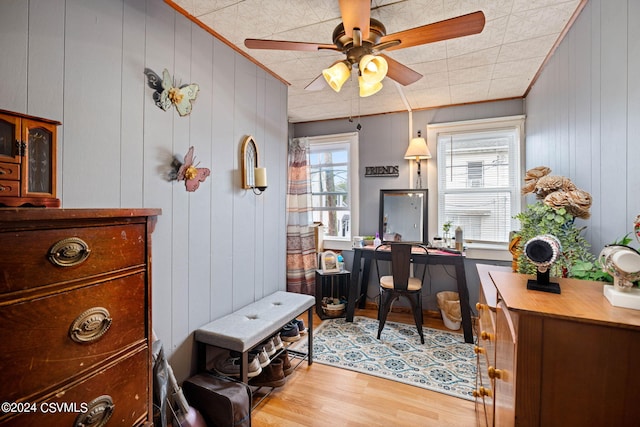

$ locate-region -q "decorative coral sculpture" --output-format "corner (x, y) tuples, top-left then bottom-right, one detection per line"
(521, 166), (592, 219)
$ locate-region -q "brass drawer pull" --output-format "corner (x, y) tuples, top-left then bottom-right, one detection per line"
(488, 366), (503, 380)
(473, 386), (492, 398)
(73, 395), (114, 427)
(69, 307), (112, 343)
(48, 237), (91, 267)
(480, 330), (493, 341)
(474, 345), (485, 354)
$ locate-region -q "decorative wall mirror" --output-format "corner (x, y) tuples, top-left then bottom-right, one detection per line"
(379, 189), (428, 244)
(241, 135), (258, 189)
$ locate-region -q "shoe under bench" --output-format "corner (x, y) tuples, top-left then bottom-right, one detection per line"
(195, 291), (315, 383)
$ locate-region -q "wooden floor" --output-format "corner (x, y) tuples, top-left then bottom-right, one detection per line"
(251, 308), (478, 427)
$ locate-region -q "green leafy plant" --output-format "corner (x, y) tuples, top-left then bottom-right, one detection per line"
(442, 221), (453, 234)
(513, 202), (598, 279)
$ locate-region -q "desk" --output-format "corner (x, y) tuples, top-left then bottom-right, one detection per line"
(349, 246), (473, 344)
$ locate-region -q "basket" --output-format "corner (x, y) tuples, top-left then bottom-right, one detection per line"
(437, 291), (461, 330)
(322, 301), (346, 318)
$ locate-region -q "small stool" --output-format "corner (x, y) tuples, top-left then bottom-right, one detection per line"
(315, 269), (351, 320)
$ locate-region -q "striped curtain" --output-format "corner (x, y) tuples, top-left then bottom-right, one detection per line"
(286, 137), (317, 295)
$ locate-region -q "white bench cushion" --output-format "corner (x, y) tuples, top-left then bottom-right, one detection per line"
(195, 291), (315, 353)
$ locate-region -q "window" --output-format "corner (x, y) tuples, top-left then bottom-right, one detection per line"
(428, 116), (524, 245)
(308, 132), (359, 249)
(467, 161), (484, 187)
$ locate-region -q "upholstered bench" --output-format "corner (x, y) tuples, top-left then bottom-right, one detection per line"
(195, 291), (315, 383)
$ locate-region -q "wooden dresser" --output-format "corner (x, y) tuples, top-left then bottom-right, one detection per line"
(474, 265), (640, 427)
(0, 208), (160, 426)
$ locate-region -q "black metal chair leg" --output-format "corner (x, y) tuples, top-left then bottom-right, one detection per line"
(377, 291), (394, 339)
(408, 293), (425, 344)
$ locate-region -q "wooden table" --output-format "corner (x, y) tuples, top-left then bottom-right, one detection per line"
(349, 246), (473, 343)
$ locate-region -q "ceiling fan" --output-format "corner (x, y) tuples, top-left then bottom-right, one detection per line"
(244, 0), (485, 97)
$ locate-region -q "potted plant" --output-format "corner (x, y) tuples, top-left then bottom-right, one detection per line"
(514, 202), (596, 278)
(513, 167), (599, 279)
(442, 221), (453, 246)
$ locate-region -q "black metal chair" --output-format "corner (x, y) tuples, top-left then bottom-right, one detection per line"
(374, 242), (429, 344)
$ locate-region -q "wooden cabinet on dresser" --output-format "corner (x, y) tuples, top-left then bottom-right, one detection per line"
(0, 208), (160, 426)
(0, 110), (61, 207)
(474, 265), (640, 427)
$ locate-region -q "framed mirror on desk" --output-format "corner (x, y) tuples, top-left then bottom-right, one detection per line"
(379, 189), (428, 244)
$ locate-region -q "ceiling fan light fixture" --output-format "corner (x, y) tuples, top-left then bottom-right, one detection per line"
(359, 54), (388, 84)
(358, 76), (383, 97)
(322, 61), (351, 92)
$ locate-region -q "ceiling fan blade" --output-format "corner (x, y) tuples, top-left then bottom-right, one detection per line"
(380, 54), (422, 86)
(380, 11), (485, 51)
(339, 0), (371, 39)
(245, 39), (338, 52)
(305, 74), (328, 91)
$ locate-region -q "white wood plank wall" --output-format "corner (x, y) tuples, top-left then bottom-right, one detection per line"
(0, 0), (288, 381)
(525, 0), (640, 254)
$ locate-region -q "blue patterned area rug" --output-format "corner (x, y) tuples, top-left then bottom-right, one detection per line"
(291, 316), (476, 401)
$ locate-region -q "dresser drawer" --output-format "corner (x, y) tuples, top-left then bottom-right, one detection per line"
(0, 162), (20, 180)
(1, 347), (150, 426)
(0, 179), (20, 197)
(475, 349), (495, 427)
(0, 273), (147, 401)
(0, 223), (146, 294)
(477, 291), (496, 367)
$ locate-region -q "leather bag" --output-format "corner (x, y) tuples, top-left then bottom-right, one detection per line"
(183, 372), (252, 427)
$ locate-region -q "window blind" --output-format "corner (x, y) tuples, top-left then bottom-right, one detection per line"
(437, 128), (520, 243)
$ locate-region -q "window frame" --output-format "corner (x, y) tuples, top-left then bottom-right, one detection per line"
(307, 132), (359, 251)
(426, 115), (525, 249)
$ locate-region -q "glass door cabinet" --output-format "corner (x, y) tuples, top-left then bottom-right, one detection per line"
(0, 110), (60, 207)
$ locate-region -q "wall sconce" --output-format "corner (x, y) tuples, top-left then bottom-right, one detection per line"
(404, 130), (432, 188)
(241, 135), (267, 195)
(254, 167), (267, 194)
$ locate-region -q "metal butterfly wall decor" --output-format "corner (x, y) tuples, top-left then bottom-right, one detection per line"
(144, 68), (199, 116)
(176, 146), (210, 192)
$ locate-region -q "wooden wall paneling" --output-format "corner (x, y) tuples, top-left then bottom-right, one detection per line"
(555, 42), (571, 176)
(62, 0), (124, 207)
(589, 0), (603, 250)
(178, 21), (215, 379)
(28, 0), (64, 121)
(27, 0), (65, 203)
(3, 0), (290, 380)
(525, 0), (640, 253)
(209, 37), (236, 321)
(187, 23), (214, 347)
(120, 0), (147, 208)
(599, 0), (628, 241)
(572, 5), (595, 245)
(567, 33), (577, 181)
(0, 0), (27, 113)
(253, 68), (266, 301)
(627, 0), (640, 224)
(170, 10), (193, 364)
(232, 55), (258, 311)
(262, 78), (286, 297)
(276, 84), (289, 294)
(144, 0), (177, 351)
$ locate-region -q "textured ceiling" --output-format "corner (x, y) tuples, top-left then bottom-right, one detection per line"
(169, 0), (585, 123)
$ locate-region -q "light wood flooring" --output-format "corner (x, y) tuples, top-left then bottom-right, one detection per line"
(251, 308), (479, 427)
